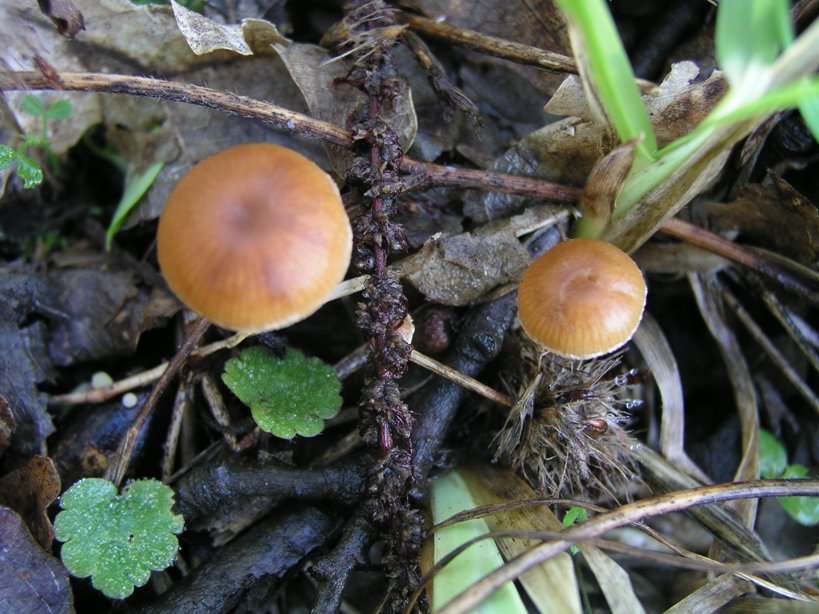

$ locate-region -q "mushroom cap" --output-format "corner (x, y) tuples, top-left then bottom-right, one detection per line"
(517, 238), (647, 359)
(157, 144), (352, 332)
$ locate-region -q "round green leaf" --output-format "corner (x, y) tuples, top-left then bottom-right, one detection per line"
(54, 478), (184, 600)
(222, 347), (343, 439)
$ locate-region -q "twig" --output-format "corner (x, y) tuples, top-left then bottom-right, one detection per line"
(722, 288), (819, 414)
(397, 13), (577, 73)
(396, 12), (655, 91)
(409, 349), (513, 407)
(434, 478), (819, 614)
(174, 451), (373, 521)
(138, 506), (338, 614)
(104, 318), (210, 487)
(0, 70), (579, 203)
(660, 217), (819, 304)
(50, 331), (247, 405)
(400, 157), (581, 201)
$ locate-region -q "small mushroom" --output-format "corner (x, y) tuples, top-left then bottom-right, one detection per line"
(157, 144), (352, 332)
(517, 238), (647, 359)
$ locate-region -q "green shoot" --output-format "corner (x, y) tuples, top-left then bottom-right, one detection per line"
(430, 471), (527, 613)
(1, 94), (72, 189)
(561, 506), (589, 554)
(105, 162), (164, 249)
(54, 478), (184, 599)
(554, 0), (656, 165)
(759, 429), (819, 526)
(222, 347), (343, 439)
(558, 0), (819, 248)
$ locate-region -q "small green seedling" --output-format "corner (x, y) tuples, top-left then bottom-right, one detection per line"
(561, 506), (589, 554)
(759, 429), (819, 526)
(54, 478), (184, 599)
(0, 94), (72, 188)
(222, 346), (343, 439)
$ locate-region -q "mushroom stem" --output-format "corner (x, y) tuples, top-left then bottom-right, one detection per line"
(326, 275), (370, 301)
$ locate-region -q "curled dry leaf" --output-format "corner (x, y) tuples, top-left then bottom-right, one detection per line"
(0, 455), (61, 550)
(47, 257), (177, 366)
(171, 0), (287, 56)
(36, 0), (84, 37)
(544, 63), (728, 146)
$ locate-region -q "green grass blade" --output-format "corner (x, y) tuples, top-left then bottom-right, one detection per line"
(105, 162), (164, 249)
(431, 471), (527, 613)
(716, 0), (793, 86)
(555, 0), (656, 162)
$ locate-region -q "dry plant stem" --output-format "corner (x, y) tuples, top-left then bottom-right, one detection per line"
(50, 330), (247, 405)
(761, 291), (819, 375)
(396, 13), (577, 74)
(434, 477), (819, 614)
(0, 71), (354, 147)
(633, 445), (773, 567)
(722, 289), (819, 414)
(415, 529), (817, 604)
(161, 381), (189, 482)
(409, 349), (513, 407)
(104, 317), (210, 487)
(0, 70), (578, 202)
(661, 218), (819, 304)
(400, 157), (581, 201)
(396, 13), (655, 91)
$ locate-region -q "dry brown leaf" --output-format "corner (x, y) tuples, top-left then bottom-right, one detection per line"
(705, 176), (819, 265)
(396, 206), (562, 305)
(274, 42), (417, 176)
(36, 0), (85, 37)
(0, 456), (61, 550)
(0, 507), (73, 613)
(171, 0), (287, 56)
(544, 63), (728, 146)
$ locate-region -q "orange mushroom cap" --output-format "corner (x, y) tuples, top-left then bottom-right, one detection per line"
(157, 144), (352, 332)
(517, 238), (647, 359)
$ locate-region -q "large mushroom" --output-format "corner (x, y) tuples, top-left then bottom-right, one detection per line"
(157, 144), (352, 332)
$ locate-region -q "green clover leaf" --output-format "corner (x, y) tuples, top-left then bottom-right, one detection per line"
(46, 99), (73, 121)
(21, 94), (46, 117)
(54, 478), (184, 599)
(0, 145), (17, 170)
(759, 429), (788, 479)
(15, 155), (44, 188)
(222, 346), (342, 439)
(779, 465), (819, 527)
